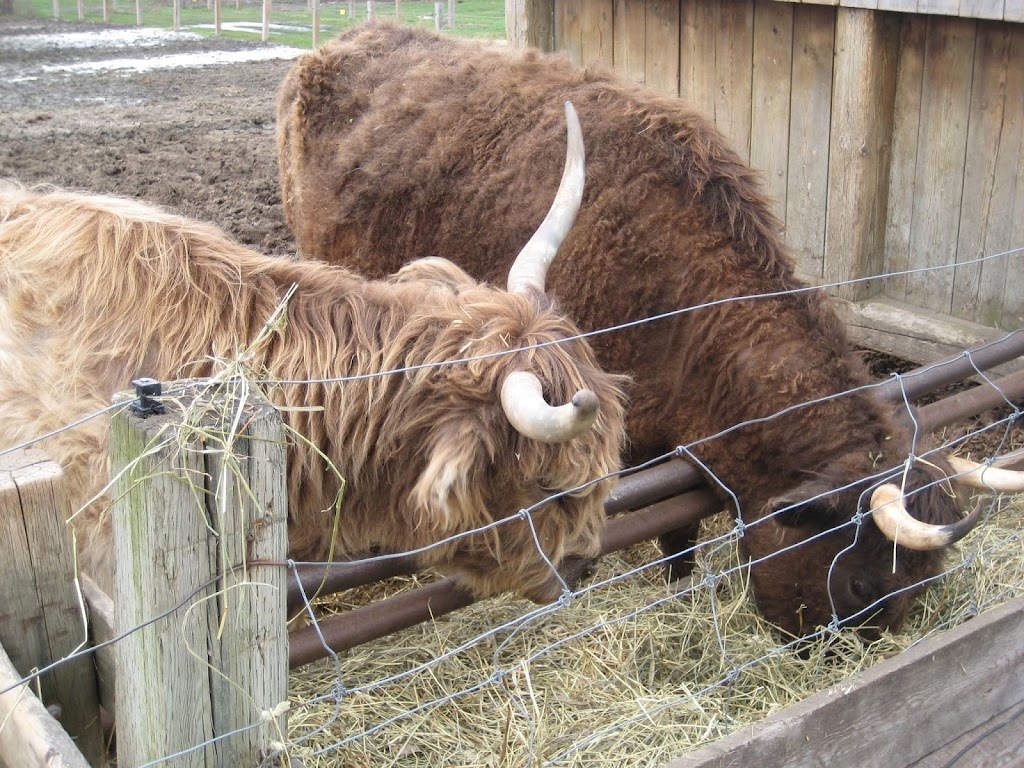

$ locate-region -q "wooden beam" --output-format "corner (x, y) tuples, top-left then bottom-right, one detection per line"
(750, 0), (794, 225)
(645, 0), (681, 96)
(79, 574), (115, 718)
(785, 3), (835, 279)
(613, 0), (647, 86)
(823, 6), (899, 301)
(667, 595), (1024, 768)
(111, 387), (288, 767)
(835, 295), (1024, 374)
(902, 16), (976, 312)
(506, 0), (555, 50)
(0, 450), (105, 766)
(0, 641), (92, 768)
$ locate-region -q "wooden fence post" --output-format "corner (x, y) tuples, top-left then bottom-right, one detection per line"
(0, 450), (106, 766)
(111, 384), (288, 767)
(311, 0), (319, 49)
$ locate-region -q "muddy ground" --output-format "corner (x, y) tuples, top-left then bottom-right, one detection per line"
(0, 17), (297, 254)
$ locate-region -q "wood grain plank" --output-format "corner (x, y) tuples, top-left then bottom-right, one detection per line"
(506, 0), (555, 51)
(878, 0), (919, 13)
(679, 0), (719, 116)
(884, 15), (927, 301)
(908, 703), (1024, 767)
(554, 0), (584, 64)
(958, 0), (1006, 20)
(786, 3), (835, 279)
(837, 296), (1024, 370)
(750, 0), (794, 227)
(580, 0), (614, 68)
(1000, 26), (1024, 329)
(951, 23), (1016, 327)
(714, 0), (755, 161)
(824, 7), (899, 300)
(918, 0), (961, 15)
(0, 450), (105, 766)
(645, 0), (680, 96)
(612, 0), (647, 86)
(668, 595), (1024, 768)
(903, 17), (976, 313)
(0, 641), (92, 768)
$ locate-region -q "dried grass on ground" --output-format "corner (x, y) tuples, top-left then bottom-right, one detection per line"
(283, 487), (1024, 767)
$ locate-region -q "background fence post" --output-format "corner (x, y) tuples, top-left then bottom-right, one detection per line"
(0, 449), (106, 766)
(111, 384), (288, 767)
(311, 0), (319, 49)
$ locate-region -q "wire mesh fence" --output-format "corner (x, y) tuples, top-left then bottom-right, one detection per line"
(0, 260), (1021, 766)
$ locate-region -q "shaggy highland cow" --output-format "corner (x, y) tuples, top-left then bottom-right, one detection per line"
(275, 22), (1022, 639)
(0, 108), (627, 600)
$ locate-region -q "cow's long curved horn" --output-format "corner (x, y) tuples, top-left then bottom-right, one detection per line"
(869, 483), (984, 550)
(947, 455), (1024, 493)
(501, 371), (599, 443)
(507, 101), (585, 296)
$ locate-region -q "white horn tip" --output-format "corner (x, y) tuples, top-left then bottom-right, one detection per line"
(571, 389), (599, 416)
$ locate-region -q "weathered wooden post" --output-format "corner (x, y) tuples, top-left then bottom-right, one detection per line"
(311, 0), (319, 49)
(0, 450), (106, 766)
(111, 381), (288, 767)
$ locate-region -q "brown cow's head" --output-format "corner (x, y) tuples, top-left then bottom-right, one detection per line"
(744, 454), (1018, 640)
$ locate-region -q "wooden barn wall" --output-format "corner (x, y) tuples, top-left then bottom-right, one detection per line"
(522, 0), (1024, 332)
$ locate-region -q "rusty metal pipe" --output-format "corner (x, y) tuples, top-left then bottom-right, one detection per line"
(288, 488), (721, 668)
(289, 579), (477, 669)
(916, 368), (1024, 434)
(286, 460), (703, 610)
(875, 329), (1024, 402)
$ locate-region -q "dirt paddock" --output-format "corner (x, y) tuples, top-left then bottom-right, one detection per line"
(0, 17), (298, 254)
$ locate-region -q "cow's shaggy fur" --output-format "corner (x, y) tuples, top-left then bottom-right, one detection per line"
(276, 22), (973, 639)
(0, 183), (626, 602)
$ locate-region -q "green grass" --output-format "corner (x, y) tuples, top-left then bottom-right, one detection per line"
(19, 0), (506, 47)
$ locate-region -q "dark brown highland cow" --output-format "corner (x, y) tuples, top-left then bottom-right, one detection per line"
(276, 23), (1022, 639)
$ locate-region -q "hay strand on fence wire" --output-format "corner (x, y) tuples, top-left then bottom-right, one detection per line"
(283, 484), (1024, 767)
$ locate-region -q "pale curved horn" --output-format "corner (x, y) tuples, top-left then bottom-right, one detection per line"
(507, 101), (585, 296)
(501, 371), (599, 443)
(869, 483), (984, 550)
(947, 455), (1024, 493)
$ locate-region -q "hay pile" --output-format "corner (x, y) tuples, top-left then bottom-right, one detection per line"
(281, 489), (1024, 767)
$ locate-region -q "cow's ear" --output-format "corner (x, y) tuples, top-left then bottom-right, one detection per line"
(765, 480), (842, 528)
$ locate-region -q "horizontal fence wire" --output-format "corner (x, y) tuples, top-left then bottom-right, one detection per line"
(1, 246), (1021, 767)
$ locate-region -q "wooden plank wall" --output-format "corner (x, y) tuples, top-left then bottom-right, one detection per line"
(540, 0), (1024, 332)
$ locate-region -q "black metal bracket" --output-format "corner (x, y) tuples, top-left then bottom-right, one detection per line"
(130, 377), (165, 418)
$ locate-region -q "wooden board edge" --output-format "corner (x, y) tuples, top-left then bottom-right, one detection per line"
(663, 595), (1024, 768)
(79, 574), (116, 718)
(834, 296), (1024, 374)
(0, 640), (93, 768)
